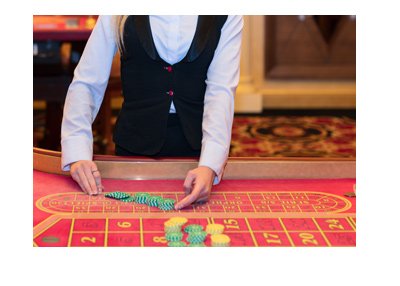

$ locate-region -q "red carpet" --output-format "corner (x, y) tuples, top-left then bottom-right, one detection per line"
(230, 116), (355, 157)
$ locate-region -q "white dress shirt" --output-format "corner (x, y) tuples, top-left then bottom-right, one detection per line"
(61, 15), (243, 184)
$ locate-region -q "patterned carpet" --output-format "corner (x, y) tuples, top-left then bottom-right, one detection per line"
(33, 111), (356, 158)
(230, 116), (355, 157)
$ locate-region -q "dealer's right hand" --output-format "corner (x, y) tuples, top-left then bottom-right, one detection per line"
(70, 160), (104, 195)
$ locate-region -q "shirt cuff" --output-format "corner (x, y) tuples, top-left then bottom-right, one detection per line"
(198, 141), (229, 185)
(61, 136), (93, 171)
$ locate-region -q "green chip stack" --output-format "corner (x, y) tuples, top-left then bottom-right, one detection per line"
(186, 231), (208, 244)
(184, 224), (203, 233)
(120, 196), (135, 202)
(104, 191), (178, 212)
(146, 196), (163, 207)
(134, 193), (151, 204)
(105, 191), (131, 200)
(188, 242), (206, 247)
(167, 241), (187, 247)
(159, 198), (176, 211)
(165, 232), (184, 242)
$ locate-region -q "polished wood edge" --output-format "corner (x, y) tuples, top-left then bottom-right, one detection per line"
(33, 147), (356, 179)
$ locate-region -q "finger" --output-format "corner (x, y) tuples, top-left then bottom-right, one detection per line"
(92, 170), (103, 193)
(183, 171), (196, 195)
(196, 193), (209, 202)
(175, 184), (203, 210)
(90, 162), (104, 193)
(71, 173), (87, 195)
(83, 167), (99, 195)
(194, 194), (209, 204)
(77, 168), (95, 195)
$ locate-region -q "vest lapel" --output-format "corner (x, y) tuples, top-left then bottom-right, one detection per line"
(134, 15), (159, 61)
(185, 16), (216, 62)
(133, 15), (217, 63)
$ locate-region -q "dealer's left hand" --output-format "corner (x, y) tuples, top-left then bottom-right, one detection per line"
(175, 166), (216, 210)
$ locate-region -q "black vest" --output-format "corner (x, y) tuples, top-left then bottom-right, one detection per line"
(113, 15), (228, 155)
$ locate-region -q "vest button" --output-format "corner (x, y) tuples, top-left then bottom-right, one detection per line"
(164, 66), (173, 72)
(166, 90), (174, 96)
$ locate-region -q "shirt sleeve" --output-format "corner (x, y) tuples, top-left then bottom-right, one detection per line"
(61, 15), (117, 171)
(198, 15), (244, 184)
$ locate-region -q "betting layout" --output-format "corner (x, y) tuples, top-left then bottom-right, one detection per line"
(33, 174), (356, 247)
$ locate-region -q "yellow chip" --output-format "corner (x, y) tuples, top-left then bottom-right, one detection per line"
(206, 223), (225, 235)
(211, 234), (230, 246)
(169, 217), (188, 226)
(164, 220), (181, 233)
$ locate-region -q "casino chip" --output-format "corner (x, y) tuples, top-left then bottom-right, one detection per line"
(344, 192), (356, 198)
(186, 231), (207, 244)
(169, 217), (188, 227)
(105, 191), (131, 200)
(168, 241), (187, 247)
(206, 223), (225, 235)
(147, 196), (163, 207)
(184, 224), (203, 233)
(120, 196), (135, 202)
(211, 234), (231, 247)
(188, 243), (206, 247)
(159, 198), (175, 211)
(164, 220), (182, 233)
(165, 231), (184, 242)
(134, 193), (151, 204)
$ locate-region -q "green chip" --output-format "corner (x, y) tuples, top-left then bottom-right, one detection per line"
(186, 231), (208, 244)
(188, 243), (206, 247)
(147, 196), (163, 207)
(184, 224), (203, 233)
(165, 231), (183, 242)
(105, 192), (131, 200)
(159, 198), (176, 211)
(120, 196), (135, 202)
(134, 193), (151, 204)
(167, 241), (187, 247)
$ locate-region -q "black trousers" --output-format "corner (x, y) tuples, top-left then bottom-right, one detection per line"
(115, 113), (201, 157)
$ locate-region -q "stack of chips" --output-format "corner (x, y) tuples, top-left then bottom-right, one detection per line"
(168, 241), (187, 247)
(159, 198), (176, 211)
(187, 231), (208, 244)
(105, 191), (131, 200)
(184, 224), (203, 233)
(104, 191), (176, 211)
(210, 234), (231, 247)
(147, 196), (163, 207)
(205, 223), (225, 235)
(163, 218), (231, 247)
(134, 193), (150, 204)
(164, 217), (186, 247)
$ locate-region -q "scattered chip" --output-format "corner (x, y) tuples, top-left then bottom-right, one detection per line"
(120, 196), (135, 202)
(134, 193), (151, 204)
(344, 192), (356, 198)
(105, 191), (131, 200)
(147, 196), (163, 207)
(159, 198), (175, 211)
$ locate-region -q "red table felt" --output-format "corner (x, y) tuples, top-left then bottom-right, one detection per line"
(33, 170), (356, 247)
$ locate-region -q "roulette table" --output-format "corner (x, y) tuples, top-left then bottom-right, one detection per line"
(33, 147), (356, 247)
